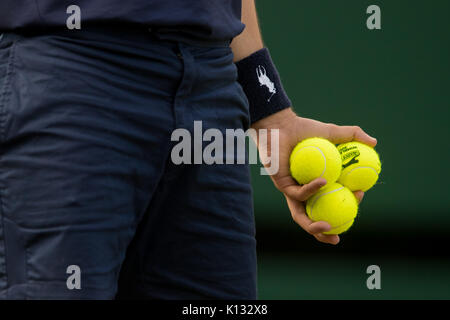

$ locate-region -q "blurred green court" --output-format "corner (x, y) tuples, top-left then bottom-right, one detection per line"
(258, 254), (450, 299)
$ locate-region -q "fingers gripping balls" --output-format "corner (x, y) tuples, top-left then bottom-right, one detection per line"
(306, 183), (358, 235)
(289, 138), (342, 187)
(338, 142), (381, 192)
(290, 137), (381, 235)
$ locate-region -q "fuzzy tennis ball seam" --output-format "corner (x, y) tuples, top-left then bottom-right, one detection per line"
(338, 142), (381, 192)
(306, 182), (358, 235)
(307, 186), (345, 221)
(308, 189), (357, 231)
(290, 137), (342, 187)
(292, 146), (327, 178)
(309, 187), (357, 233)
(340, 165), (379, 180)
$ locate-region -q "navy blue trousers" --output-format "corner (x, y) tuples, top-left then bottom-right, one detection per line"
(0, 27), (256, 299)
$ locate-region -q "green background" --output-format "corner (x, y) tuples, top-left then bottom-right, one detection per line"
(253, 0), (450, 299)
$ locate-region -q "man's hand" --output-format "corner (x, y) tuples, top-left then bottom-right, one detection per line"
(252, 108), (377, 245)
(231, 0), (376, 245)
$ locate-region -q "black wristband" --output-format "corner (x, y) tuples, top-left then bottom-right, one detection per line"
(235, 48), (292, 124)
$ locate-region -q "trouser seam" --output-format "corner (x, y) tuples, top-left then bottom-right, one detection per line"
(0, 38), (17, 293)
(0, 38), (16, 141)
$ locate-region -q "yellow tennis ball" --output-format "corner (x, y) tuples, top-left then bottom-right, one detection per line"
(337, 142), (381, 192)
(306, 182), (358, 235)
(290, 137), (342, 186)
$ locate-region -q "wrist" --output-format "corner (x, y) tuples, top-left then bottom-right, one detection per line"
(235, 48), (292, 124)
(251, 107), (296, 130)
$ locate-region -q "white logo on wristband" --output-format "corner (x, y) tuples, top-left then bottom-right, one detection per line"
(256, 65), (277, 102)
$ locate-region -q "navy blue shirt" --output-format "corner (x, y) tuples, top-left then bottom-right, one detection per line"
(0, 0), (244, 43)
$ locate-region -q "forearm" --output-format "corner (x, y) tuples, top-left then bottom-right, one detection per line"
(231, 0), (292, 124)
(230, 0), (264, 62)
